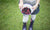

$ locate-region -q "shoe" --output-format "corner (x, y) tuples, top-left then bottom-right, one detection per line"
(22, 23), (27, 30)
(29, 21), (34, 30)
(29, 26), (33, 30)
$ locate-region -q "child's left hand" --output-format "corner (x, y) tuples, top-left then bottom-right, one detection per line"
(32, 5), (38, 11)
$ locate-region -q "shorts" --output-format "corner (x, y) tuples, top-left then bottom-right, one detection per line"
(31, 5), (40, 15)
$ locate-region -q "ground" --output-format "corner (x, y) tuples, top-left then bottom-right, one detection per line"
(0, 0), (50, 30)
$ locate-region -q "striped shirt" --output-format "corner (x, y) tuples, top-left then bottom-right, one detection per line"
(23, 0), (37, 6)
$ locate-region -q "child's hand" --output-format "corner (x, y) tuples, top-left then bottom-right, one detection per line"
(32, 5), (38, 11)
(19, 3), (23, 9)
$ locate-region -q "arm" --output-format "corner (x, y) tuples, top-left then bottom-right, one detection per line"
(32, 0), (40, 10)
(36, 0), (40, 6)
(19, 0), (23, 9)
(20, 0), (23, 4)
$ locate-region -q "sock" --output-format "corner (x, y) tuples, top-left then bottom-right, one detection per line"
(23, 23), (26, 28)
(30, 19), (34, 27)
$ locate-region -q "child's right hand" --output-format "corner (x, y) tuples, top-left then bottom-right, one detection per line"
(19, 3), (23, 9)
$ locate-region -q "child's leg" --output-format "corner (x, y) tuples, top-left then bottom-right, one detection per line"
(23, 15), (29, 23)
(31, 15), (36, 21)
(23, 15), (29, 30)
(30, 15), (36, 26)
(29, 15), (36, 30)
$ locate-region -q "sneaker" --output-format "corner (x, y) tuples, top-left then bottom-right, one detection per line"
(29, 26), (33, 30)
(22, 23), (27, 30)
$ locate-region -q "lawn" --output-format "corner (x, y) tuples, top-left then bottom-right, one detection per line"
(0, 0), (50, 30)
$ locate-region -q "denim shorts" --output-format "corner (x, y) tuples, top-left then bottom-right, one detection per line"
(31, 5), (40, 15)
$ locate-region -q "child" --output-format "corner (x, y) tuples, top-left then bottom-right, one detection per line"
(19, 0), (40, 30)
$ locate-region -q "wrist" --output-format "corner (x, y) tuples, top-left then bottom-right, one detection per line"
(20, 2), (23, 4)
(19, 3), (23, 5)
(35, 4), (38, 6)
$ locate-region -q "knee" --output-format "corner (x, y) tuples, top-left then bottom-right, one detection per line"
(31, 15), (36, 20)
(23, 15), (29, 23)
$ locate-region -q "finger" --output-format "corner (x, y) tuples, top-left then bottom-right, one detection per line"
(32, 7), (34, 9)
(21, 6), (23, 9)
(19, 6), (22, 9)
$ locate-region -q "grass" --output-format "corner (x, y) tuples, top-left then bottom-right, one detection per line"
(0, 0), (50, 30)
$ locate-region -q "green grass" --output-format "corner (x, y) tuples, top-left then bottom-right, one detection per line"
(0, 0), (50, 30)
